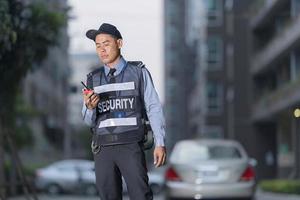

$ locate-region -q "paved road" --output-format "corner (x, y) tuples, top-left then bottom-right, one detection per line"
(8, 190), (300, 200)
(7, 193), (165, 200)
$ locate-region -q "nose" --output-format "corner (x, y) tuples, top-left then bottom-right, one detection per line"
(99, 46), (105, 51)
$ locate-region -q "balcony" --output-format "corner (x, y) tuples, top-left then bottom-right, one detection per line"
(250, 0), (286, 30)
(251, 15), (300, 75)
(252, 78), (300, 121)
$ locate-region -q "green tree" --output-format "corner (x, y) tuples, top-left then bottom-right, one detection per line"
(0, 0), (67, 196)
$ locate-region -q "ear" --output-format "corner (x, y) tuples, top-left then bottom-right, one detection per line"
(117, 39), (123, 49)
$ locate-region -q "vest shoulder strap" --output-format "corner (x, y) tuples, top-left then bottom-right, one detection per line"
(127, 61), (149, 120)
(86, 67), (104, 89)
(127, 61), (145, 68)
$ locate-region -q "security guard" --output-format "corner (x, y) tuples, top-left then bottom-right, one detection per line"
(82, 23), (166, 200)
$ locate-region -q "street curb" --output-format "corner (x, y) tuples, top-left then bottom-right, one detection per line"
(256, 189), (300, 200)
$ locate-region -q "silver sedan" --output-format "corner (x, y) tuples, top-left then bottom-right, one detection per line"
(165, 139), (256, 200)
(35, 159), (98, 195)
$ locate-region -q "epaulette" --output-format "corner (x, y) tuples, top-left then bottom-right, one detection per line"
(128, 61), (145, 68)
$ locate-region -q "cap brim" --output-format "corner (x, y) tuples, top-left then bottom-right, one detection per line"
(86, 29), (98, 41)
(86, 29), (122, 41)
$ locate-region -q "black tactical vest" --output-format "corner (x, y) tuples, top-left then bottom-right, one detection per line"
(86, 61), (146, 146)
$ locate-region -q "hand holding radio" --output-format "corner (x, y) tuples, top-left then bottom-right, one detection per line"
(81, 81), (100, 109)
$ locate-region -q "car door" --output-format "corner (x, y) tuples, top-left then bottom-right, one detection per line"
(55, 164), (79, 190)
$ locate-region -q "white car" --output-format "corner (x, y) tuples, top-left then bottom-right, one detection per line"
(35, 159), (133, 195)
(35, 159), (98, 195)
(148, 169), (165, 194)
(35, 159), (164, 196)
(165, 139), (256, 200)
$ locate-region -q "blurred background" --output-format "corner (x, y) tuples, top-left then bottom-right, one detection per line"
(1, 0), (300, 199)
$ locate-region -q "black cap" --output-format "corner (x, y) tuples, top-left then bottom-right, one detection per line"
(86, 23), (122, 41)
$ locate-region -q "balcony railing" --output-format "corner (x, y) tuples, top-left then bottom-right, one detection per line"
(251, 15), (300, 75)
(250, 0), (283, 29)
(252, 77), (300, 121)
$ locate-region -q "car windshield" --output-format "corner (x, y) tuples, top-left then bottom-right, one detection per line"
(49, 160), (94, 171)
(173, 143), (242, 163)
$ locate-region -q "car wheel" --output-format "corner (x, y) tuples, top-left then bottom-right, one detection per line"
(46, 184), (61, 195)
(84, 184), (98, 196)
(150, 183), (161, 194)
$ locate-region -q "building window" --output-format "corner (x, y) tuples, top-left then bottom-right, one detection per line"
(206, 81), (223, 114)
(203, 126), (224, 138)
(276, 59), (291, 87)
(225, 0), (233, 11)
(206, 36), (223, 70)
(226, 43), (234, 79)
(291, 49), (300, 81)
(291, 0), (300, 18)
(204, 0), (223, 26)
(207, 0), (218, 11)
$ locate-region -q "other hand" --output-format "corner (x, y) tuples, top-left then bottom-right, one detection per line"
(153, 146), (166, 168)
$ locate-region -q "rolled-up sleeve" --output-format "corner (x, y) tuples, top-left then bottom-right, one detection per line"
(142, 68), (166, 147)
(82, 103), (97, 127)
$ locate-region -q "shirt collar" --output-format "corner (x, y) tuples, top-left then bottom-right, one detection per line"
(104, 56), (127, 76)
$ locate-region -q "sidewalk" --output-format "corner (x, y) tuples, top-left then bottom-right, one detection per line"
(255, 188), (300, 200)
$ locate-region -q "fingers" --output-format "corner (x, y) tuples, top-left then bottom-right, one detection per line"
(154, 148), (166, 168)
(158, 152), (167, 167)
(155, 153), (165, 168)
(91, 95), (100, 106)
(154, 154), (158, 166)
(155, 154), (163, 168)
(85, 98), (92, 109)
(84, 94), (92, 105)
(83, 91), (93, 103)
(90, 93), (98, 101)
(83, 91), (100, 109)
(162, 153), (166, 166)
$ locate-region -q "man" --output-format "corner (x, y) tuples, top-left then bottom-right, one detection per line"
(81, 23), (166, 200)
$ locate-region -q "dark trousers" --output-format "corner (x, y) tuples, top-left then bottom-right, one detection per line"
(93, 142), (153, 200)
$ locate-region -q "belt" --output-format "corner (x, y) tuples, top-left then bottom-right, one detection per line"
(93, 131), (144, 146)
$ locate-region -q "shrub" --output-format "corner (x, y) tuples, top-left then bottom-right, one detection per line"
(259, 179), (300, 194)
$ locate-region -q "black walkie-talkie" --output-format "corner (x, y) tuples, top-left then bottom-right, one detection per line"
(81, 81), (91, 90)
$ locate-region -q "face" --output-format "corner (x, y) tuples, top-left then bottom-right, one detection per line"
(95, 34), (122, 66)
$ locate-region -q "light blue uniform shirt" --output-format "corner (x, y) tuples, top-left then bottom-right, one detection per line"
(82, 56), (166, 147)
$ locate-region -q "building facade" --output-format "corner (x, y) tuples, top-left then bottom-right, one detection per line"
(164, 0), (193, 151)
(250, 0), (300, 178)
(164, 0), (279, 180)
